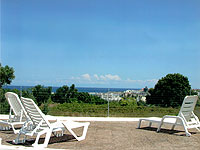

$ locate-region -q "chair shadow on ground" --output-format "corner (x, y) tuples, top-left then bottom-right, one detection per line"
(1, 130), (15, 134)
(1, 127), (22, 134)
(7, 134), (76, 147)
(138, 126), (197, 136)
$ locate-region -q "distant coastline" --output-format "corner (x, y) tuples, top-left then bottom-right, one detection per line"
(3, 85), (140, 93)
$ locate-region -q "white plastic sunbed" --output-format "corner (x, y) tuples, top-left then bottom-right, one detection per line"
(0, 92), (27, 134)
(13, 97), (90, 148)
(138, 95), (200, 136)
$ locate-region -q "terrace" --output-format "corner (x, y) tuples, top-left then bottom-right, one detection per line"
(0, 115), (200, 150)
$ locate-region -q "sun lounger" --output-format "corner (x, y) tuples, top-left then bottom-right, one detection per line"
(138, 95), (200, 136)
(13, 97), (90, 148)
(0, 92), (27, 134)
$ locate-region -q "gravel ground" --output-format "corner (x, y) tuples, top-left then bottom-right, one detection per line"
(0, 121), (200, 150)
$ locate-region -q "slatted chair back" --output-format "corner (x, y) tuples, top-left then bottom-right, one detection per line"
(5, 92), (27, 121)
(178, 95), (199, 123)
(20, 97), (50, 129)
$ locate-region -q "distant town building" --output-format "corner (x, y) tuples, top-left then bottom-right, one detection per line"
(89, 92), (122, 101)
(89, 87), (150, 101)
(123, 87), (149, 98)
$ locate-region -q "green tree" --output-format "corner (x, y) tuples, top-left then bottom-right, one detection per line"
(0, 63), (15, 88)
(0, 88), (9, 114)
(22, 88), (36, 101)
(52, 85), (78, 103)
(146, 73), (191, 107)
(144, 86), (148, 92)
(32, 85), (52, 106)
(91, 95), (107, 104)
(52, 85), (69, 103)
(77, 92), (91, 103)
(68, 84), (78, 99)
(52, 84), (107, 104)
(119, 97), (137, 107)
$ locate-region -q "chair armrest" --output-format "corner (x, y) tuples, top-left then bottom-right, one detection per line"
(162, 115), (181, 119)
(191, 112), (200, 124)
(160, 115), (184, 124)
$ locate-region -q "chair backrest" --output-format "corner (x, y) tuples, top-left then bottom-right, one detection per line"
(20, 97), (50, 129)
(5, 92), (27, 119)
(178, 95), (199, 121)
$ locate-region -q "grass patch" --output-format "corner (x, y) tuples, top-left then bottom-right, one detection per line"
(47, 102), (182, 117)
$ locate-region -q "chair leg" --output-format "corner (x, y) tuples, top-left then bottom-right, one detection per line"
(137, 120), (142, 128)
(43, 129), (53, 148)
(13, 133), (25, 144)
(32, 129), (52, 148)
(66, 123), (90, 141)
(178, 118), (191, 137)
(171, 124), (176, 130)
(157, 122), (163, 132)
(79, 123), (89, 141)
(6, 126), (10, 130)
(32, 130), (46, 147)
(21, 135), (27, 143)
(148, 122), (152, 127)
(11, 124), (19, 134)
(68, 128), (82, 141)
(13, 134), (20, 144)
(181, 122), (191, 137)
(195, 127), (200, 131)
(53, 129), (64, 137)
(184, 128), (191, 137)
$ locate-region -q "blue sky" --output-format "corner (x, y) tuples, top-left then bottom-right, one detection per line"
(1, 0), (200, 88)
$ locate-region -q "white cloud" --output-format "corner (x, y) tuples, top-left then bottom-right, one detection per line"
(146, 79), (158, 83)
(100, 75), (107, 80)
(99, 74), (121, 81)
(94, 74), (100, 80)
(81, 74), (91, 80)
(71, 76), (80, 80)
(105, 74), (121, 80)
(70, 73), (121, 84)
(126, 78), (158, 84)
(68, 74), (158, 88)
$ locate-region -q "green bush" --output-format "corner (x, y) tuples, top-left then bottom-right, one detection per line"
(32, 85), (52, 106)
(47, 102), (180, 117)
(146, 73), (191, 107)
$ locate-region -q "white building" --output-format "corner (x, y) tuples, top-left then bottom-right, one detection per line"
(91, 92), (122, 101)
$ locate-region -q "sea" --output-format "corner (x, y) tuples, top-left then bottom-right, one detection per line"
(3, 85), (140, 93)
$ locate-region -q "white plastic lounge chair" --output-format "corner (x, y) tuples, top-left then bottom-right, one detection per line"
(13, 97), (90, 148)
(61, 119), (90, 141)
(138, 95), (200, 136)
(0, 92), (27, 134)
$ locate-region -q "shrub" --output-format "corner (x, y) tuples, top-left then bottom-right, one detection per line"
(146, 73), (191, 107)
